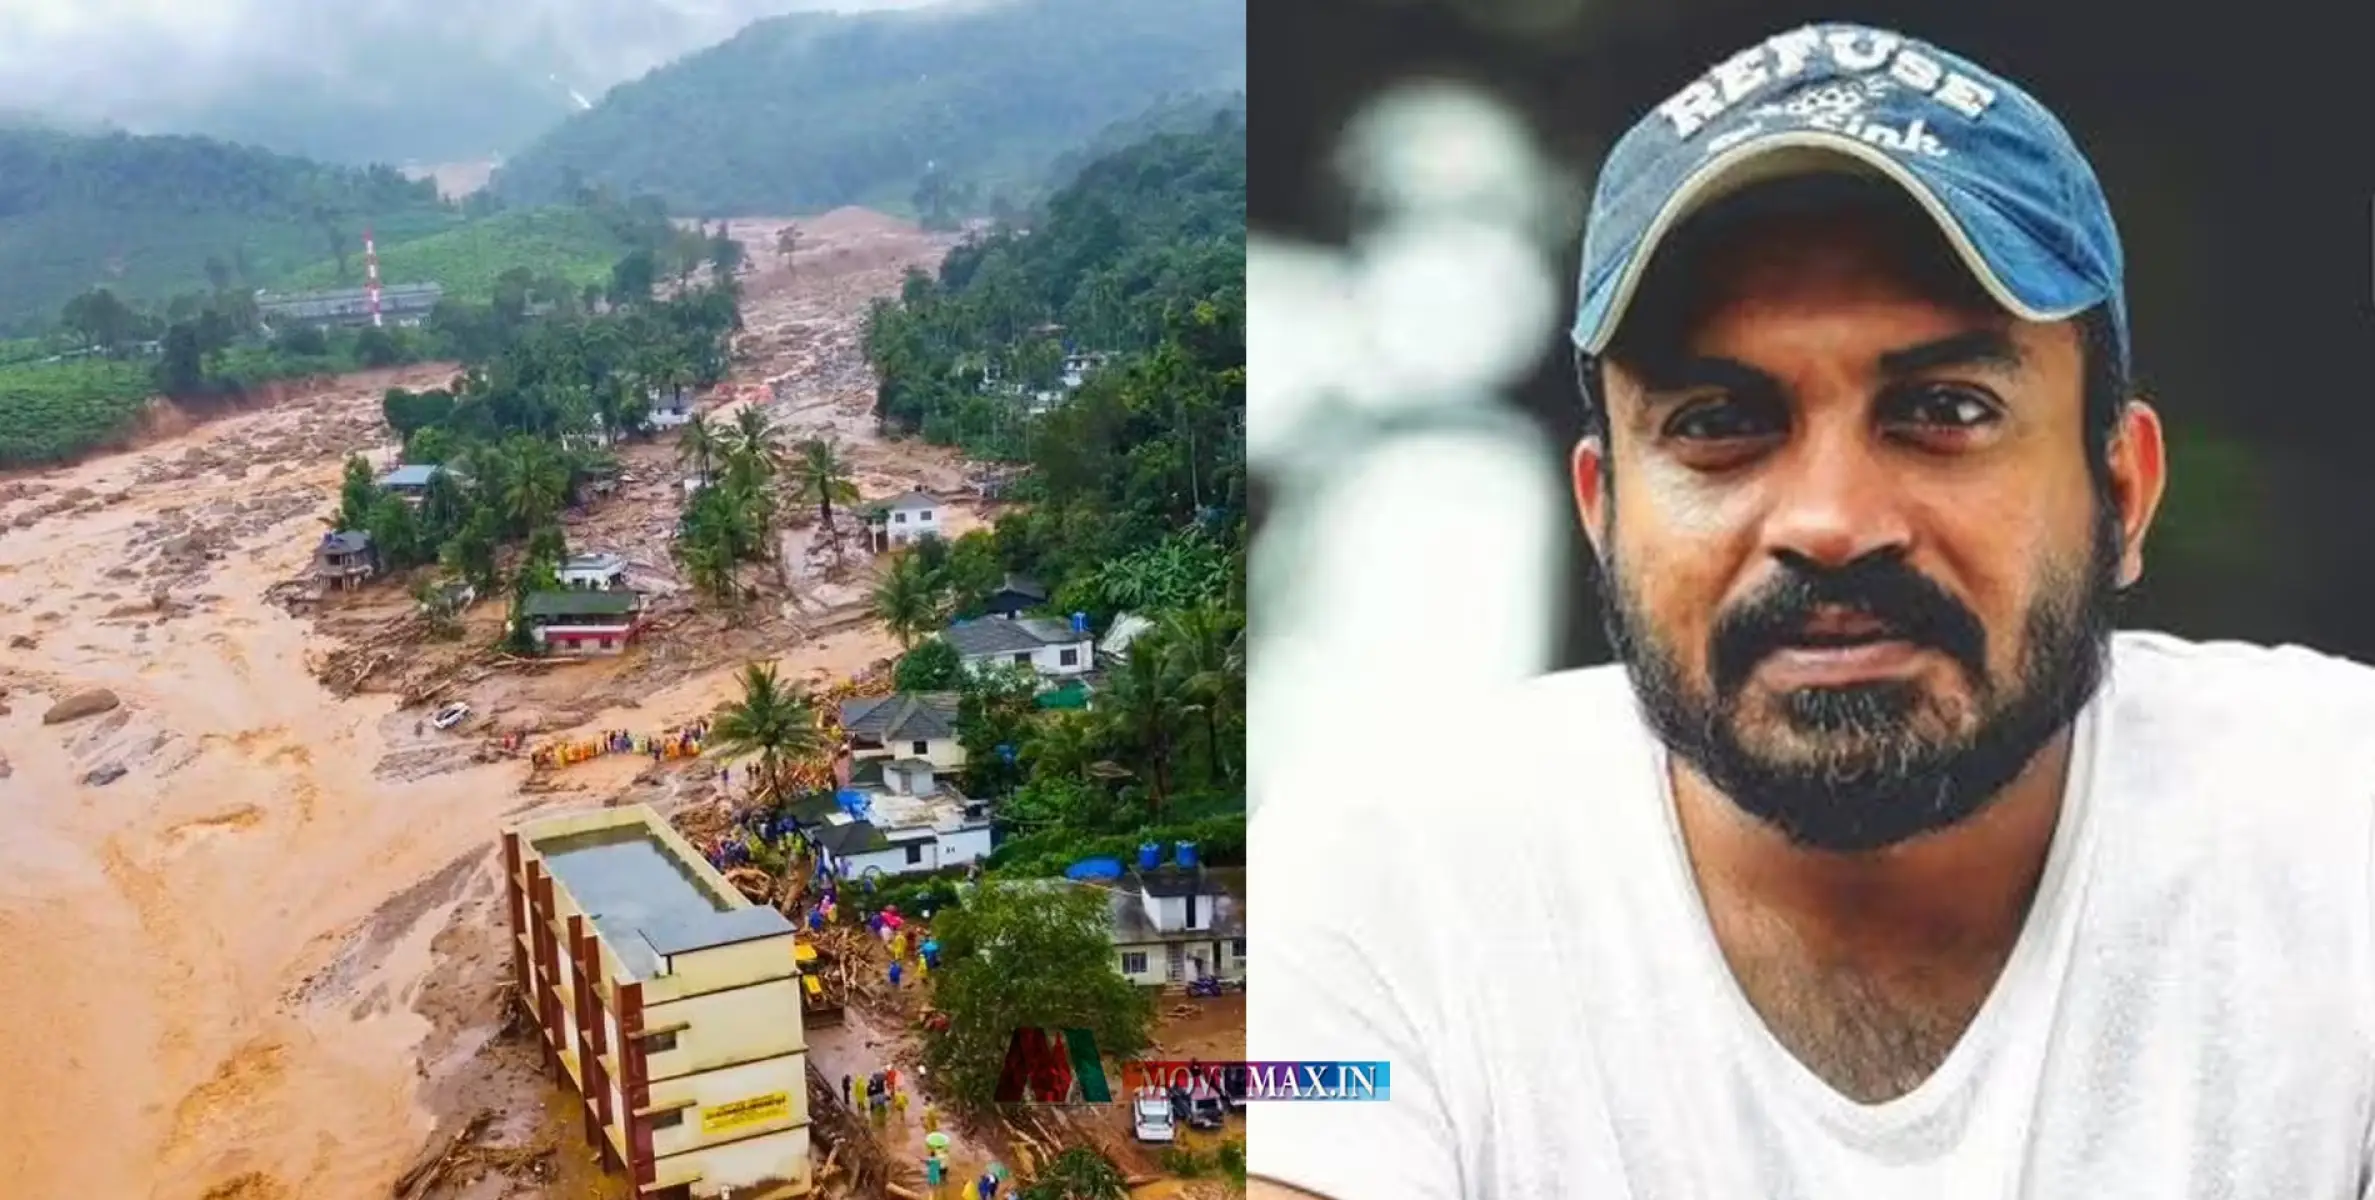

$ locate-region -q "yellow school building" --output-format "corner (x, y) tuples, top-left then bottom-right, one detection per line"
(503, 804), (813, 1198)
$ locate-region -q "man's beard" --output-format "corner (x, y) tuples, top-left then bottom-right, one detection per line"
(1601, 506), (2122, 853)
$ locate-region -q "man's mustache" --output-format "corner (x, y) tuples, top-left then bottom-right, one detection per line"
(1709, 555), (1988, 693)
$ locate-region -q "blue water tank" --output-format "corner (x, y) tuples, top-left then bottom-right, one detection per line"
(1138, 842), (1161, 871)
(1071, 611), (1089, 634)
(1175, 841), (1198, 869)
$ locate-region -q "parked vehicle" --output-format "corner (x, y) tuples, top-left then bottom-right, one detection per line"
(1187, 974), (1223, 997)
(431, 702), (472, 731)
(1187, 1087), (1228, 1130)
(1132, 1094), (1176, 1143)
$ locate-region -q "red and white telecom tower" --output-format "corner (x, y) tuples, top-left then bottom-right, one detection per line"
(363, 228), (383, 328)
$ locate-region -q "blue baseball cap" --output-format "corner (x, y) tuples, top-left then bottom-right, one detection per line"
(1571, 23), (2128, 374)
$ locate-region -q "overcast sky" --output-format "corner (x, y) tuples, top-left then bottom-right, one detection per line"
(0, 0), (941, 124)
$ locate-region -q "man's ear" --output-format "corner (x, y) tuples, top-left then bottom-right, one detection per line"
(1572, 435), (1609, 559)
(2105, 397), (2168, 589)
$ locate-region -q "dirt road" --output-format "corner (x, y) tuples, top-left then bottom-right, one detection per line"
(0, 209), (962, 1199)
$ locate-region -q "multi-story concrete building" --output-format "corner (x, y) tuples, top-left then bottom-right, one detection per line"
(503, 804), (813, 1199)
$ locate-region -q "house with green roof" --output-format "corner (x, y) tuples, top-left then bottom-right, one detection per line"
(518, 589), (647, 656)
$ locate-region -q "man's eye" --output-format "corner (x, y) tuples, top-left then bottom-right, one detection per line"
(1887, 384), (2001, 428)
(1665, 396), (1783, 441)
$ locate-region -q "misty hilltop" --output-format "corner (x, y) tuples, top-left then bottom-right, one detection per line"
(487, 0), (1246, 216)
(0, 0), (941, 167)
(0, 127), (468, 332)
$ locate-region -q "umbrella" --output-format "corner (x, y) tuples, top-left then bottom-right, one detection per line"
(926, 1132), (952, 1152)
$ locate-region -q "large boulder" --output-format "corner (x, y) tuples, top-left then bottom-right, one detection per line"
(43, 688), (121, 725)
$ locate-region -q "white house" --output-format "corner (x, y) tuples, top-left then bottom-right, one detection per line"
(645, 388), (694, 430)
(840, 692), (965, 769)
(941, 616), (1095, 680)
(1103, 854), (1246, 986)
(865, 491), (942, 548)
(794, 753), (991, 879)
(558, 551), (628, 590)
(1061, 352), (1111, 390)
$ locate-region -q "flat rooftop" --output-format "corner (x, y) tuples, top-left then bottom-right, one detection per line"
(533, 824), (788, 980)
(862, 787), (980, 833)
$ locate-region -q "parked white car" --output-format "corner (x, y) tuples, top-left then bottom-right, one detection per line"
(1131, 1094), (1176, 1143)
(430, 702), (472, 731)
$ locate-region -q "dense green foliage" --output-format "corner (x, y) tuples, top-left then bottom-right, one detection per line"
(1043, 92), (1247, 194)
(858, 117), (1247, 876)
(922, 879), (1155, 1111)
(490, 0), (1244, 217)
(864, 112), (1245, 459)
(0, 127), (461, 333)
(0, 357), (160, 468)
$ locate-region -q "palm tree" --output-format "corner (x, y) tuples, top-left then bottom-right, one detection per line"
(676, 484), (766, 604)
(786, 437), (860, 528)
(872, 551), (943, 648)
(1162, 604), (1246, 786)
(676, 534), (739, 606)
(499, 437), (569, 534)
(1024, 710), (1106, 786)
(1101, 638), (1188, 819)
(708, 663), (827, 801)
(677, 413), (722, 486)
(728, 406), (783, 474)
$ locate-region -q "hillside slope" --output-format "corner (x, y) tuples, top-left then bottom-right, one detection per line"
(272, 206), (635, 301)
(489, 0), (1245, 216)
(0, 128), (460, 333)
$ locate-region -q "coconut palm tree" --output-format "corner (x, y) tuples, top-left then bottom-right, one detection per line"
(498, 437), (569, 534)
(1100, 637), (1188, 820)
(786, 436), (860, 528)
(729, 406), (782, 469)
(708, 663), (828, 801)
(677, 412), (722, 486)
(724, 406), (784, 495)
(871, 551), (944, 648)
(1024, 709), (1107, 786)
(1161, 603), (1246, 786)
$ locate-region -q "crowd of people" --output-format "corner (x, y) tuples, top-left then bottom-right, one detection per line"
(838, 1065), (1009, 1198)
(528, 720), (711, 770)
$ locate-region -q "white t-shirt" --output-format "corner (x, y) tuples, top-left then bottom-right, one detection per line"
(1249, 632), (2375, 1199)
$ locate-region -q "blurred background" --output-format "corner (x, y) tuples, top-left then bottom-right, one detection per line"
(1248, 0), (2375, 814)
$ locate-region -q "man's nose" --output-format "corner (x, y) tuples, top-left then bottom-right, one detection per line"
(1757, 422), (1913, 569)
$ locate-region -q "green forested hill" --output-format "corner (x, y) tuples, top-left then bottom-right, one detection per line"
(0, 128), (461, 333)
(865, 110), (1246, 451)
(488, 0), (1245, 217)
